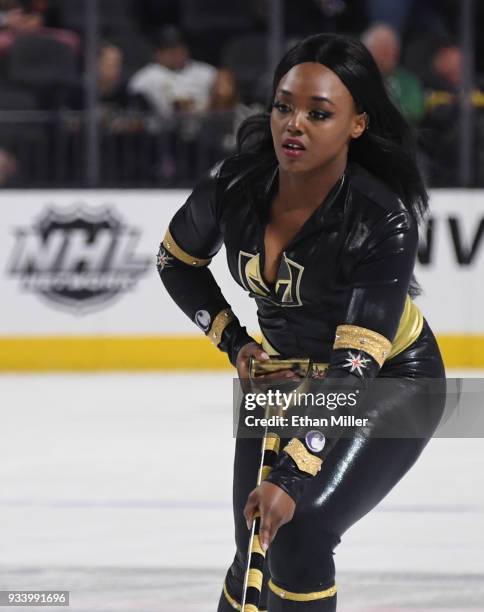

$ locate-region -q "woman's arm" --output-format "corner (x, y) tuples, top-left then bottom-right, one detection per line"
(157, 163), (254, 366)
(265, 207), (420, 502)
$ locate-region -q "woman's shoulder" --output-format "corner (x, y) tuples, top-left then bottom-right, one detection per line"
(207, 152), (275, 197)
(189, 153), (267, 222)
(348, 160), (407, 216)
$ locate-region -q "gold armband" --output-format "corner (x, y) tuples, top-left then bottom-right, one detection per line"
(333, 324), (392, 367)
(283, 438), (322, 476)
(208, 308), (235, 347)
(162, 228), (211, 267)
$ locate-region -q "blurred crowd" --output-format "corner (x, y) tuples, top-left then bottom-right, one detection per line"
(0, 0), (483, 187)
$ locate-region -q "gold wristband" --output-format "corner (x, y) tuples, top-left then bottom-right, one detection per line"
(208, 308), (235, 347)
(283, 438), (322, 476)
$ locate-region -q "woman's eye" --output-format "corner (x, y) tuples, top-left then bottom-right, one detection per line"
(309, 110), (332, 121)
(273, 101), (291, 113)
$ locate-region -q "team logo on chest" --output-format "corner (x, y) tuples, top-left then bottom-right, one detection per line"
(238, 251), (304, 307)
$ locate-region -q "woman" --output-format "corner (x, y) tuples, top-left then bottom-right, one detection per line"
(157, 34), (446, 611)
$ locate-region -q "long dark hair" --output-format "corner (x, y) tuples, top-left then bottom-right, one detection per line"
(236, 33), (429, 223)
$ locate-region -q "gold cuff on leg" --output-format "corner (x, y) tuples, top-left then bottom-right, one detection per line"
(333, 324), (392, 367)
(268, 579), (337, 602)
(162, 228), (211, 267)
(283, 438), (323, 476)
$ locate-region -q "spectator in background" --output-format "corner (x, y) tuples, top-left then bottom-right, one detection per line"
(415, 37), (484, 186)
(209, 68), (240, 112)
(0, 0), (21, 24)
(426, 39), (462, 92)
(198, 68), (263, 169)
(98, 42), (130, 111)
(362, 23), (424, 125)
(0, 0), (79, 59)
(0, 148), (19, 186)
(128, 26), (216, 119)
(96, 42), (149, 124)
(207, 67), (263, 128)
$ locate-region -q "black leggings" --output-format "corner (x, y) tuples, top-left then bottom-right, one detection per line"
(217, 319), (446, 611)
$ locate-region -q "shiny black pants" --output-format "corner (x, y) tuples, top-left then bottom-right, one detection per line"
(217, 319), (446, 611)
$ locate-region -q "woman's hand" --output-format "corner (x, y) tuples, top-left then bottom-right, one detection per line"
(235, 341), (298, 380)
(235, 341), (268, 379)
(244, 481), (296, 551)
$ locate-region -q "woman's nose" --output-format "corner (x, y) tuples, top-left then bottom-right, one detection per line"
(287, 110), (304, 133)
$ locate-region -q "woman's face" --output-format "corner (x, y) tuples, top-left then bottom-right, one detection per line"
(270, 62), (366, 174)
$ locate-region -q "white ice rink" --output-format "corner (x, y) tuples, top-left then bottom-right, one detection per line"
(0, 372), (483, 612)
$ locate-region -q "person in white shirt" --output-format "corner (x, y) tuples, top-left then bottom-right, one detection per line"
(128, 25), (217, 118)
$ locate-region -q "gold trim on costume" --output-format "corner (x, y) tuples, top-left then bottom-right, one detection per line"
(268, 579), (337, 601)
(223, 583), (241, 610)
(208, 308), (235, 347)
(334, 297), (423, 366)
(388, 296), (423, 359)
(334, 324), (392, 367)
(283, 438), (323, 476)
(247, 568), (264, 590)
(251, 534), (264, 556)
(222, 582), (267, 612)
(261, 465), (271, 481)
(264, 433), (280, 454)
(162, 228), (211, 267)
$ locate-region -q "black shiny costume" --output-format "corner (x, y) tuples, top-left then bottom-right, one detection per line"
(157, 154), (446, 611)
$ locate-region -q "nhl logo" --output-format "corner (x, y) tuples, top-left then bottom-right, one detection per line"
(8, 205), (151, 314)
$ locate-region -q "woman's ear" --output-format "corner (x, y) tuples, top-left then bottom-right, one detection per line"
(351, 111), (368, 139)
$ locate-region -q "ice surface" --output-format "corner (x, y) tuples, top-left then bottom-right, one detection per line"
(0, 371), (482, 611)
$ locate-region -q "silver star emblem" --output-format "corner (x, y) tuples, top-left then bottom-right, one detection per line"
(342, 351), (371, 376)
(156, 247), (172, 271)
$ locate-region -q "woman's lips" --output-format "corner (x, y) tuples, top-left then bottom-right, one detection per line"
(282, 145), (306, 159)
(281, 138), (306, 159)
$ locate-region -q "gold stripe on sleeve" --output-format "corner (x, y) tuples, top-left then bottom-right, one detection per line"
(268, 579), (337, 601)
(208, 308), (235, 347)
(283, 438), (322, 476)
(162, 228), (211, 267)
(333, 325), (392, 367)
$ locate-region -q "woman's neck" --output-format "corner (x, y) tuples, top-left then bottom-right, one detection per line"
(277, 157), (348, 212)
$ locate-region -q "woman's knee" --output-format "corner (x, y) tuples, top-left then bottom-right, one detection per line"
(269, 526), (340, 597)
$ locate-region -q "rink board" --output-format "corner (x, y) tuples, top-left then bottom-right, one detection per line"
(0, 189), (483, 369)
